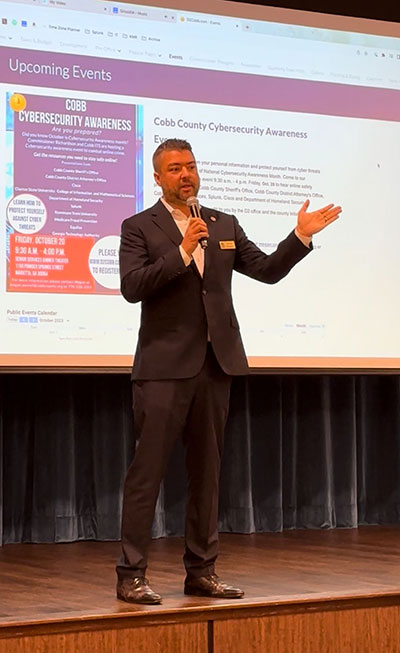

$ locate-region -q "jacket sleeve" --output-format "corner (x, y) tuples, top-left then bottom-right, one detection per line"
(119, 217), (187, 303)
(233, 216), (312, 284)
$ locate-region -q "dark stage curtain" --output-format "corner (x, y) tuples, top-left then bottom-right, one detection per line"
(1, 373), (400, 545)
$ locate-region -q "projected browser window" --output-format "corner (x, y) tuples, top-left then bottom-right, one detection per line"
(1, 0), (400, 369)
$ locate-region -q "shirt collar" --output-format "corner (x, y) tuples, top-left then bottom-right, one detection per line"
(161, 196), (203, 222)
(160, 196), (188, 221)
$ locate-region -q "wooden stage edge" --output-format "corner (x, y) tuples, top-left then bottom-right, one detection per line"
(2, 527), (400, 652)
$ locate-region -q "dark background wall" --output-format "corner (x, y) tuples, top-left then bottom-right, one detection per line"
(236, 0), (399, 23)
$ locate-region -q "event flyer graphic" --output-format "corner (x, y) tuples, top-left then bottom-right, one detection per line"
(6, 93), (143, 294)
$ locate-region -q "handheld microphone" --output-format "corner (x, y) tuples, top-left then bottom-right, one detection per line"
(186, 196), (208, 249)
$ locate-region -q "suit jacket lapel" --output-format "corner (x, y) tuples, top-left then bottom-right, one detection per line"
(149, 200), (217, 283)
(150, 200), (182, 246)
(149, 200), (205, 281)
(200, 207), (214, 280)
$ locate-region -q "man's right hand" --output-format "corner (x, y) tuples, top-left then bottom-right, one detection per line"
(181, 217), (209, 256)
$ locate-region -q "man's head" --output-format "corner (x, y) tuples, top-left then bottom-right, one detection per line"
(153, 138), (200, 210)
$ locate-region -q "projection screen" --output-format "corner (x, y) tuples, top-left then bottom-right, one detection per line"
(1, 0), (400, 371)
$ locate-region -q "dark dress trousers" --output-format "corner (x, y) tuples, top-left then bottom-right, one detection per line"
(117, 199), (311, 579)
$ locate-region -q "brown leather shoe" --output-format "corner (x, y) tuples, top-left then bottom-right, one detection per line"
(117, 577), (162, 604)
(184, 574), (244, 599)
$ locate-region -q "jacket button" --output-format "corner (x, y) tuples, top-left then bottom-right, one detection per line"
(202, 289), (207, 295)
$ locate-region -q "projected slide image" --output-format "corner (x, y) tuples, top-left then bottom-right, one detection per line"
(146, 98), (400, 359)
(0, 0), (399, 368)
(147, 107), (330, 262)
(6, 93), (141, 295)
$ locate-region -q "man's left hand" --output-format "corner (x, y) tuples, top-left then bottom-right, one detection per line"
(296, 199), (342, 238)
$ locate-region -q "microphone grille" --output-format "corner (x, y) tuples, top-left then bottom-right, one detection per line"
(186, 196), (200, 208)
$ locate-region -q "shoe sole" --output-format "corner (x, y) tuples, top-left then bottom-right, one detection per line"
(184, 587), (244, 598)
(116, 592), (162, 605)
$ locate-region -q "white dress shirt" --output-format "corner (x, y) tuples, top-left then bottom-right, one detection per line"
(161, 197), (204, 276)
(160, 197), (311, 277)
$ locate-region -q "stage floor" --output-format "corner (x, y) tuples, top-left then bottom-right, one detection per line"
(1, 527), (400, 651)
(1, 526), (400, 624)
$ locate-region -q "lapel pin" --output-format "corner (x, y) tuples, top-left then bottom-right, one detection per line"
(210, 216), (216, 222)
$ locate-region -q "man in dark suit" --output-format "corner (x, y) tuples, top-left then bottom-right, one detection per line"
(117, 138), (341, 604)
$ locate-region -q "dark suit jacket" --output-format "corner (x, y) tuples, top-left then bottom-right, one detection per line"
(119, 200), (311, 380)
